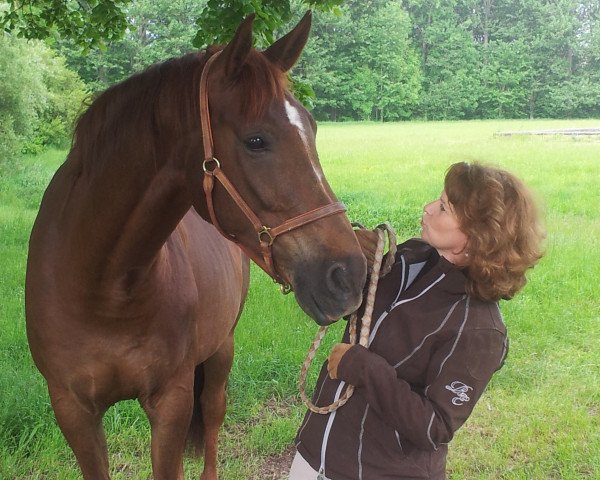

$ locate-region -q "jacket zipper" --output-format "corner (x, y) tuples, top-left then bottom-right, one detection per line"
(317, 268), (446, 477)
(319, 380), (346, 476)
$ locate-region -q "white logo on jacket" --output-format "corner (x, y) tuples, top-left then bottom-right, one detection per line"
(445, 381), (473, 405)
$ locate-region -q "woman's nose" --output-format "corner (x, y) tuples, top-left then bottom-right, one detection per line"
(423, 201), (434, 215)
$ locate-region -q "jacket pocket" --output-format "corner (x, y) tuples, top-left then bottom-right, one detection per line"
(361, 407), (407, 460)
(362, 408), (433, 478)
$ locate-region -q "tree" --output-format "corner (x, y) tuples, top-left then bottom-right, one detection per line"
(477, 39), (533, 118)
(4, 0), (599, 122)
(295, 0), (421, 121)
(576, 2), (600, 117)
(545, 0), (600, 118)
(23, 44), (88, 152)
(404, 0), (480, 119)
(1, 1), (130, 50)
(476, 0), (599, 118)
(0, 33), (87, 162)
(57, 0), (208, 91)
(359, 1), (421, 121)
(1, 0), (344, 50)
(0, 34), (37, 163)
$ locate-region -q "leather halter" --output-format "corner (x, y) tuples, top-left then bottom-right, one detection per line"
(199, 51), (347, 292)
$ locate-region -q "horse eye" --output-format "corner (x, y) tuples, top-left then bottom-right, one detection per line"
(245, 136), (266, 151)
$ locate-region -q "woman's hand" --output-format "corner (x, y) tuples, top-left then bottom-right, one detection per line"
(327, 343), (353, 379)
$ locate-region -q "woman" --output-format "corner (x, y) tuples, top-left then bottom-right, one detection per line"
(290, 162), (545, 480)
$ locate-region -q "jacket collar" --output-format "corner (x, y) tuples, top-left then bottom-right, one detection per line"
(395, 238), (467, 296)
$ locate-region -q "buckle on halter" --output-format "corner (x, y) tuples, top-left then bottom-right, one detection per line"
(202, 157), (220, 174)
(258, 226), (274, 246)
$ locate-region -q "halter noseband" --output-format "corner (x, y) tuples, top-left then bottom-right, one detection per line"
(199, 51), (347, 292)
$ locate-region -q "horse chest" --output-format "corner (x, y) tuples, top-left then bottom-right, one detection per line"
(60, 325), (195, 404)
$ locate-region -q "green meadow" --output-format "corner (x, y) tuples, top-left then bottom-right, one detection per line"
(1, 120), (598, 479)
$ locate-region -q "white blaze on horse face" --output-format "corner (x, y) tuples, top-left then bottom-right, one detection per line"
(284, 99), (309, 147)
(284, 99), (323, 183)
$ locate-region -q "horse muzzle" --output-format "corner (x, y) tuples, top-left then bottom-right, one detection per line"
(290, 253), (367, 326)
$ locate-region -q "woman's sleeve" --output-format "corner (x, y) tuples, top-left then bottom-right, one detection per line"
(336, 328), (507, 450)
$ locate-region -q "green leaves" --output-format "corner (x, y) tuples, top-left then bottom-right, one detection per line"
(1, 1), (130, 50)
(294, 0), (421, 121)
(3, 0), (599, 120)
(0, 0), (344, 55)
(193, 0), (291, 48)
(403, 0), (600, 119)
(0, 35), (87, 162)
(193, 0), (343, 48)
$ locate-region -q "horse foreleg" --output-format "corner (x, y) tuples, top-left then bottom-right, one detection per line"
(199, 335), (235, 480)
(49, 385), (110, 480)
(140, 376), (194, 480)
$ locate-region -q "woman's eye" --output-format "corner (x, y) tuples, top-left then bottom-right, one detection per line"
(245, 136), (266, 151)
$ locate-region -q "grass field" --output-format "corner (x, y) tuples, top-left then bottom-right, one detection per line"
(1, 119), (599, 479)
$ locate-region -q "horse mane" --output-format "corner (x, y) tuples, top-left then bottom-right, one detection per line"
(69, 47), (288, 178)
(231, 48), (289, 119)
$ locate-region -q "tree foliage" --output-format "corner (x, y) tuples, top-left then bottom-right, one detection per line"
(2, 0), (599, 126)
(1, 0), (129, 50)
(58, 0), (207, 91)
(0, 0), (344, 49)
(295, 0), (421, 121)
(0, 34), (87, 162)
(403, 0), (600, 119)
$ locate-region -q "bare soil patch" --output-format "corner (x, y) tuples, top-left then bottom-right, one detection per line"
(256, 445), (296, 479)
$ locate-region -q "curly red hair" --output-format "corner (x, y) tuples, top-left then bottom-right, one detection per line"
(445, 162), (545, 302)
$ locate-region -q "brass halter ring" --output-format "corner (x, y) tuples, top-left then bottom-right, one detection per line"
(202, 157), (220, 174)
(258, 226), (275, 246)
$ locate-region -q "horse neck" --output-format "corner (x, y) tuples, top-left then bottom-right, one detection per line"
(68, 57), (205, 285)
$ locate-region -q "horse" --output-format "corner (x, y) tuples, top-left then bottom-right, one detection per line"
(24, 11), (366, 480)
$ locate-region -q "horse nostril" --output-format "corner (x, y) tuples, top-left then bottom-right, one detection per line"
(326, 262), (352, 298)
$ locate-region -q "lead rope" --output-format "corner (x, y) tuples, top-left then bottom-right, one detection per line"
(299, 224), (397, 414)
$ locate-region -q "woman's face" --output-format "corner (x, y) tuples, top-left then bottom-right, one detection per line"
(421, 190), (469, 265)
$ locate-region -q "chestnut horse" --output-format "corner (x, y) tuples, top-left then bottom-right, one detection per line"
(25, 12), (365, 480)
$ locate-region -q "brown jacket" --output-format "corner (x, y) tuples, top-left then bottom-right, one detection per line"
(295, 239), (508, 479)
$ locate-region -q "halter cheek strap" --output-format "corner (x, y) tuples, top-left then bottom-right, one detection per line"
(199, 51), (346, 291)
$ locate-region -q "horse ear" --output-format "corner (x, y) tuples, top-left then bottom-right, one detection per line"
(218, 14), (256, 78)
(263, 11), (312, 72)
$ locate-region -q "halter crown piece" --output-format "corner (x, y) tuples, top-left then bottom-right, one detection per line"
(199, 51), (347, 293)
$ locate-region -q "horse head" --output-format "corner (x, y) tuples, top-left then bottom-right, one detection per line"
(195, 12), (366, 326)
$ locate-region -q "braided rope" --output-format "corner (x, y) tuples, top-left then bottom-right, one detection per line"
(299, 224), (396, 414)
